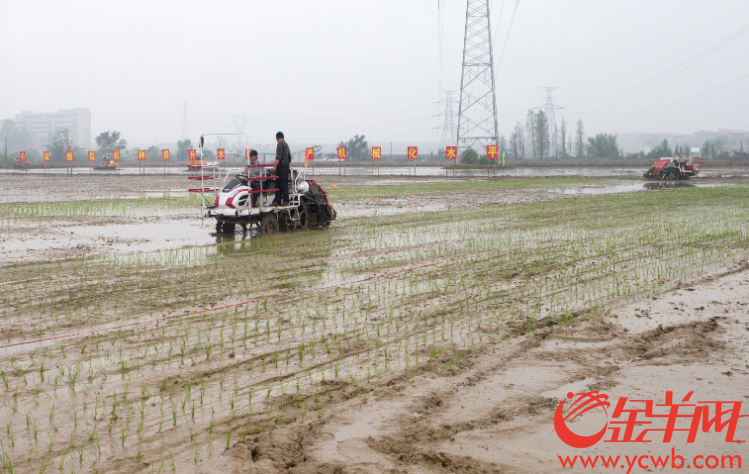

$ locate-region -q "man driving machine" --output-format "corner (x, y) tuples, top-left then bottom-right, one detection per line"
(246, 150), (263, 207)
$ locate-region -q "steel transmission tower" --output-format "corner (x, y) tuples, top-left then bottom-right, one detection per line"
(535, 88), (564, 158)
(181, 102), (190, 141)
(233, 115), (248, 150)
(456, 0), (499, 161)
(437, 91), (458, 151)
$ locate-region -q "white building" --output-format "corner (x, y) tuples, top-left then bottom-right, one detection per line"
(14, 108), (91, 151)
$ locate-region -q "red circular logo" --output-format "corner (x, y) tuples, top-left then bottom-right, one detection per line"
(554, 391), (611, 448)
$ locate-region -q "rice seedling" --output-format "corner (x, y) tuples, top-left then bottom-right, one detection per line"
(0, 183), (747, 474)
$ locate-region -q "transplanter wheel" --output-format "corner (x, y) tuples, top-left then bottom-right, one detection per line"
(298, 201), (309, 231)
(316, 212), (330, 230)
(259, 214), (279, 235)
(222, 222), (236, 234)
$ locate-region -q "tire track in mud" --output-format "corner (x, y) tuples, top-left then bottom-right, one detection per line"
(299, 280), (736, 474)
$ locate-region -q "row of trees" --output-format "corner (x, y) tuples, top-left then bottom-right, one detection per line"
(505, 111), (748, 161)
(509, 112), (620, 159)
(16, 129), (204, 163)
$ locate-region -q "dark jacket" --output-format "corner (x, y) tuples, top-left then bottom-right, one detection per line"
(276, 140), (291, 163)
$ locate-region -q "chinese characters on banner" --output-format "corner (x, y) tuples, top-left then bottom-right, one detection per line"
(217, 148), (225, 160)
(371, 146), (382, 175)
(407, 147), (418, 175)
(305, 148), (315, 160)
(188, 149), (197, 161)
(162, 150), (170, 160)
(486, 145), (499, 159)
(137, 150), (146, 175)
(43, 151), (50, 162)
(19, 151), (26, 162)
(88, 151), (96, 162)
(112, 150), (120, 161)
(337, 147), (347, 176)
(445, 146), (458, 177)
(65, 151), (74, 174)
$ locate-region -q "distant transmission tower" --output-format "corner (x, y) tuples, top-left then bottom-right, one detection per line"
(233, 115), (248, 149)
(181, 102), (190, 141)
(535, 88), (564, 158)
(437, 91), (458, 151)
(456, 0), (499, 161)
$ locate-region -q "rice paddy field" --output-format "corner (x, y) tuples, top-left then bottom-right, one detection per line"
(0, 171), (748, 473)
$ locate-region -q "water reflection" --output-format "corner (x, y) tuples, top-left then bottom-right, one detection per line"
(643, 181), (696, 190)
(213, 227), (258, 255)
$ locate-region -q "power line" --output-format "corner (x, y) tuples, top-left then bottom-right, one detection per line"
(617, 0), (711, 65)
(494, 0), (519, 77)
(591, 25), (749, 112)
(438, 0), (443, 96)
(580, 20), (749, 111)
(491, 0), (507, 54)
(601, 70), (749, 116)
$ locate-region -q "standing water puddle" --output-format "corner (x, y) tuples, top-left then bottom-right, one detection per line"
(547, 181), (714, 195)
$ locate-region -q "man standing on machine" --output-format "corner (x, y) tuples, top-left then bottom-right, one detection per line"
(272, 131), (291, 206)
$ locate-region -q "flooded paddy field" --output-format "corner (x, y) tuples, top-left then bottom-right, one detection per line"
(1, 166), (747, 204)
(0, 173), (748, 473)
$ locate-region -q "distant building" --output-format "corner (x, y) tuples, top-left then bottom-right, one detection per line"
(14, 108), (91, 151)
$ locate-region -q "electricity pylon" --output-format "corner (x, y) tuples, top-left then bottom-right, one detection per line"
(534, 87), (564, 158)
(233, 115), (248, 150)
(437, 91), (458, 152)
(456, 0), (499, 162)
(181, 102), (190, 141)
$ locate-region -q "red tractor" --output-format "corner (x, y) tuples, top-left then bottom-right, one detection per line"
(643, 154), (703, 180)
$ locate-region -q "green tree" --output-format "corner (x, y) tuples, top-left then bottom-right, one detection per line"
(526, 110), (536, 159)
(574, 120), (585, 158)
(145, 145), (161, 162)
(510, 122), (524, 159)
(560, 117), (568, 158)
(177, 139), (192, 161)
(337, 135), (369, 162)
(647, 139), (672, 160)
(534, 111), (549, 159)
(95, 131), (127, 155)
(46, 128), (77, 163)
(587, 134), (620, 158)
(461, 148), (479, 164)
(700, 140), (712, 159)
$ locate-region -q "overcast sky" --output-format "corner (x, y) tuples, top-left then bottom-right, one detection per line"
(2, 0), (748, 149)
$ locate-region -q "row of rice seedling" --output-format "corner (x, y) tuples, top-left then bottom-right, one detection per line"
(0, 185), (747, 472)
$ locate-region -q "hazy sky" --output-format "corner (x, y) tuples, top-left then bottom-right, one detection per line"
(2, 0), (748, 149)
